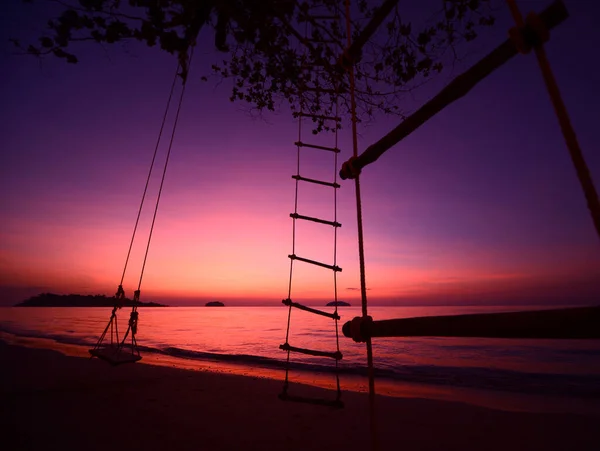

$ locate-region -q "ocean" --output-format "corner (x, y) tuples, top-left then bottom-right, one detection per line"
(1, 305), (599, 413)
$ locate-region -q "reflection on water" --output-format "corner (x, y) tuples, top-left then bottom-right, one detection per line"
(1, 305), (599, 411)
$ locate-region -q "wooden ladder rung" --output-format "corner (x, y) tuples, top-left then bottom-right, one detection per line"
(290, 213), (341, 228)
(280, 343), (343, 360)
(294, 141), (340, 153)
(282, 299), (340, 320)
(292, 175), (340, 188)
(279, 392), (344, 408)
(289, 254), (342, 272)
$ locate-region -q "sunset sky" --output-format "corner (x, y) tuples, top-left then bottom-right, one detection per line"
(1, 0), (599, 306)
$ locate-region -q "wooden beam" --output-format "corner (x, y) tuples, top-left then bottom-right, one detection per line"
(339, 0), (569, 180)
(506, 0), (600, 241)
(342, 306), (600, 341)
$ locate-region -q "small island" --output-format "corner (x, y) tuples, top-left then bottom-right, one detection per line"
(205, 301), (225, 307)
(15, 293), (167, 307)
(326, 301), (351, 307)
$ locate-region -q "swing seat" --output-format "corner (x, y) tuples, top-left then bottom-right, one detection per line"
(89, 346), (142, 365)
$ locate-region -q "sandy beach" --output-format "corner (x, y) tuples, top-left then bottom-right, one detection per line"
(1, 340), (598, 451)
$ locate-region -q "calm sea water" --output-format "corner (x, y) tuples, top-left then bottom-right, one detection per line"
(1, 305), (599, 409)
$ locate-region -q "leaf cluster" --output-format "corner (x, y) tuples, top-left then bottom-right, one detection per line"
(14, 0), (496, 133)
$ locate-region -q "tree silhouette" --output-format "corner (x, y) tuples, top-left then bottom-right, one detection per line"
(13, 0), (495, 132)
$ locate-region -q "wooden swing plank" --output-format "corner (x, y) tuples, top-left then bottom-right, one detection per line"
(89, 347), (142, 365)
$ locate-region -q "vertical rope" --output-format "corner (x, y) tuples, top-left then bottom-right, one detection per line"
(333, 11), (342, 398)
(344, 0), (378, 449)
(283, 19), (309, 392)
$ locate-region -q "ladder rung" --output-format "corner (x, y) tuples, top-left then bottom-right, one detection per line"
(282, 298), (341, 320)
(279, 392), (344, 408)
(292, 175), (340, 188)
(296, 112), (340, 122)
(280, 343), (343, 360)
(294, 141), (340, 153)
(289, 254), (342, 272)
(290, 213), (341, 227)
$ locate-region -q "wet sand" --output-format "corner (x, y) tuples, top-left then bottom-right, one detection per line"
(1, 340), (598, 451)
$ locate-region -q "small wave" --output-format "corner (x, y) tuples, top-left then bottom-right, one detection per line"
(144, 345), (600, 398)
(0, 325), (97, 348)
(3, 326), (599, 398)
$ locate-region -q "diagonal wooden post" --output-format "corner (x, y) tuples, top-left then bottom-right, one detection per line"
(507, 0), (600, 242)
(338, 1), (568, 178)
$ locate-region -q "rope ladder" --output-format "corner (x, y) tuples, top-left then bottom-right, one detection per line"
(280, 1), (346, 409)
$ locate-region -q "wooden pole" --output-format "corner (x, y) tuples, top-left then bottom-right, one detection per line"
(506, 0), (600, 240)
(342, 306), (600, 340)
(343, 1), (379, 450)
(338, 1), (568, 179)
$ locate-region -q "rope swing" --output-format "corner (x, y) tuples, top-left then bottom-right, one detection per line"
(89, 44), (196, 365)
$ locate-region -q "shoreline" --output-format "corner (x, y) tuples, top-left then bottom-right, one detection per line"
(2, 330), (599, 417)
(2, 339), (599, 451)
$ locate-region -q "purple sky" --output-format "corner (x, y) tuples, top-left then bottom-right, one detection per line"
(1, 0), (599, 306)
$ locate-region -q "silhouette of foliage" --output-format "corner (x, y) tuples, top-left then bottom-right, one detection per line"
(14, 0), (495, 132)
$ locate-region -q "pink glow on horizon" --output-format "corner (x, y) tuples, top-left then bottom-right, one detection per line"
(2, 1), (600, 306)
(2, 193), (598, 305)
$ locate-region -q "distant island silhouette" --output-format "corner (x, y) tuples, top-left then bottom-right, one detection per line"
(326, 301), (351, 307)
(15, 293), (166, 307)
(205, 301), (225, 307)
